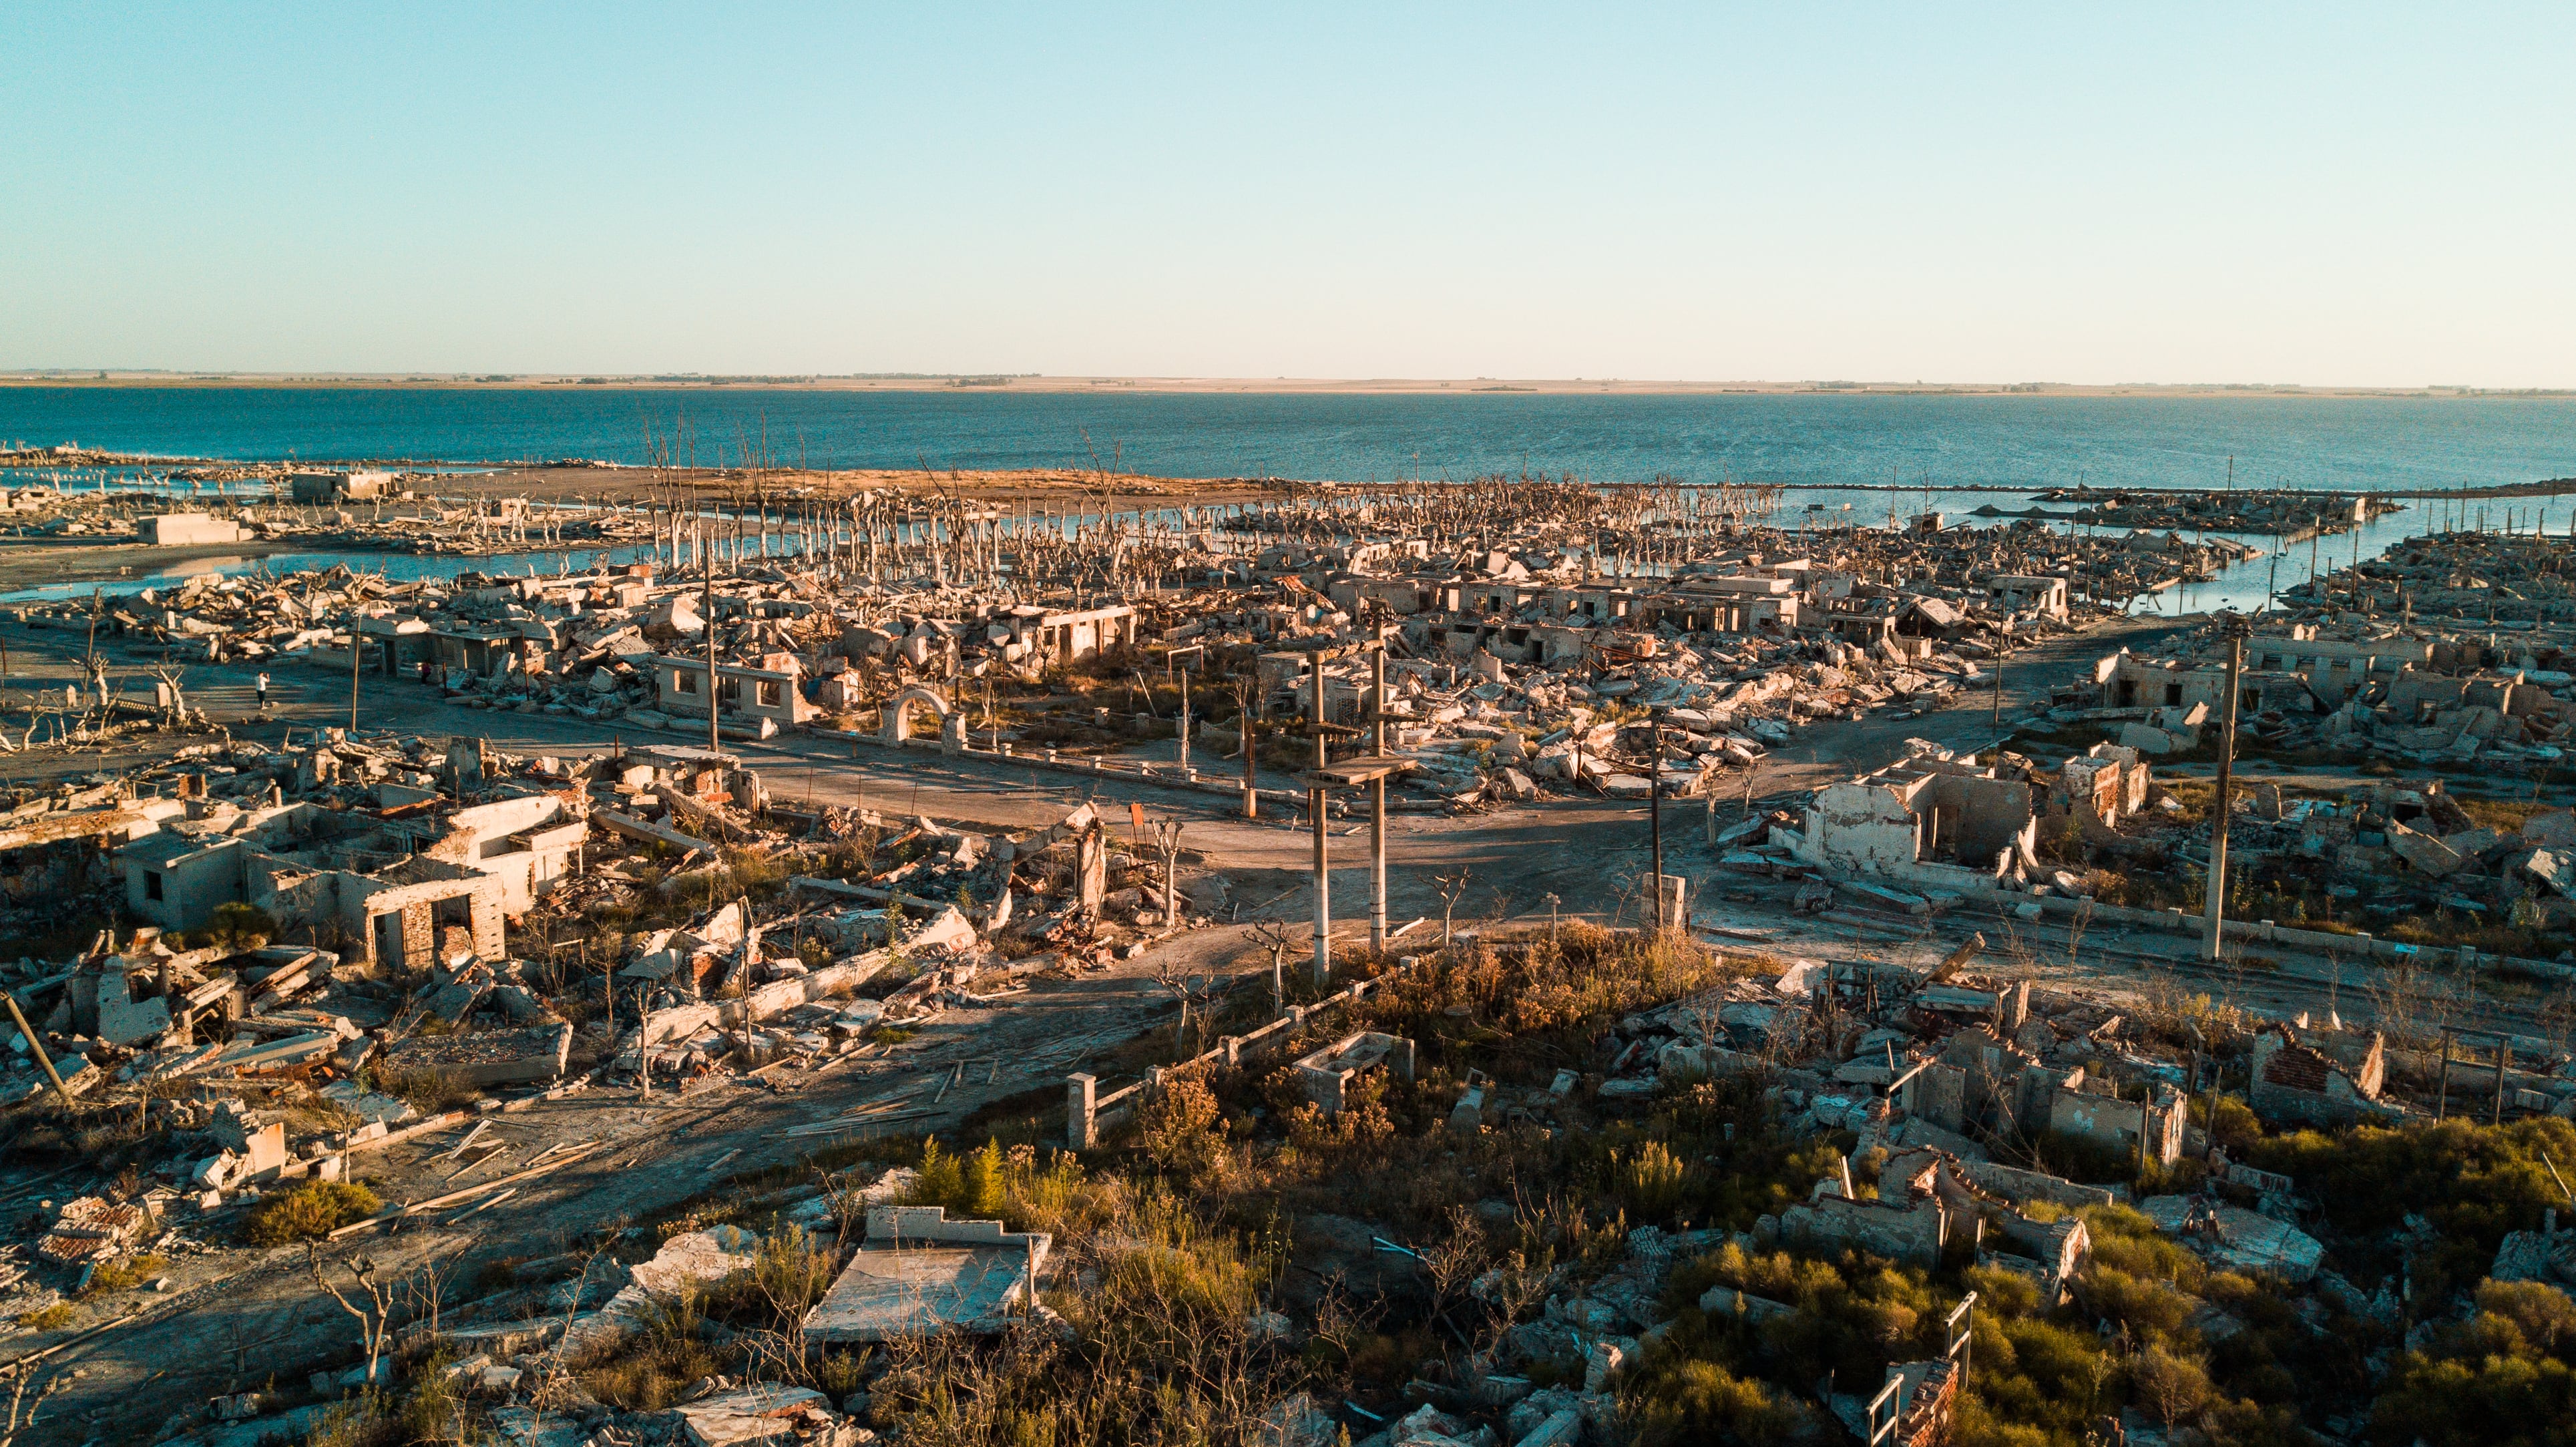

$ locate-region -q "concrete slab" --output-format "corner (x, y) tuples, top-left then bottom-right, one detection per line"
(803, 1207), (1049, 1342)
(670, 1384), (839, 1446)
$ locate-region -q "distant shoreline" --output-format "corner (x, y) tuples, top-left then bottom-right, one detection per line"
(1, 373), (2569, 399)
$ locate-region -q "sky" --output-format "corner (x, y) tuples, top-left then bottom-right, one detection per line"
(3, 4), (2573, 385)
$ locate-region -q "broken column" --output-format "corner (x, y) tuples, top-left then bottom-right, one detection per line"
(1066, 1072), (1096, 1150)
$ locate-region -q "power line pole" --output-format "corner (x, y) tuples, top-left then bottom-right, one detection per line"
(1369, 646), (1387, 956)
(350, 615), (364, 733)
(1649, 714), (1666, 932)
(704, 555), (720, 756)
(1309, 651), (1330, 986)
(2204, 618), (2247, 961)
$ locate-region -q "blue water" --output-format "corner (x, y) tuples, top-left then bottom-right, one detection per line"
(5, 387), (2575, 493)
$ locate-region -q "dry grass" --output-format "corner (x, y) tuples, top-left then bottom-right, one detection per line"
(578, 1292), (724, 1410)
(76, 1253), (165, 1295)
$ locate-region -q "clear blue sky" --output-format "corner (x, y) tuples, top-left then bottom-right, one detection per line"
(5, 4), (2571, 385)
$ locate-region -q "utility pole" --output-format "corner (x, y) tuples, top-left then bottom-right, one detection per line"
(2437, 1027), (2453, 1119)
(1243, 670), (1261, 819)
(1308, 651), (1330, 986)
(350, 616), (364, 733)
(1369, 646), (1387, 956)
(3, 994), (73, 1107)
(704, 557), (720, 755)
(2203, 619), (2247, 960)
(1649, 714), (1666, 932)
(2495, 1038), (2511, 1127)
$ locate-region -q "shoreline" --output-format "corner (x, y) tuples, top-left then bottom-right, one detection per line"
(5, 373), (2574, 399)
(9, 459), (2573, 505)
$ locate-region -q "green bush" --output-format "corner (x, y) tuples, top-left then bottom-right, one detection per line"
(188, 901), (277, 953)
(1629, 1358), (1805, 1446)
(244, 1181), (382, 1245)
(2250, 1117), (2576, 1300)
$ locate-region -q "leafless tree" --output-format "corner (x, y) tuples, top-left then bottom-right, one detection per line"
(1434, 867), (1474, 952)
(146, 662), (190, 723)
(1246, 917), (1296, 1011)
(0, 1364), (69, 1447)
(307, 1246), (401, 1385)
(1412, 1205), (1494, 1355)
(1148, 954), (1215, 1062)
(524, 1233), (621, 1432)
(1148, 817), (1185, 923)
(400, 1233), (481, 1343)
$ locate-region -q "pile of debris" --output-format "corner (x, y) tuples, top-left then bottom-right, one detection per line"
(2053, 611), (2576, 769)
(5, 477), (2170, 804)
(2035, 485), (2402, 541)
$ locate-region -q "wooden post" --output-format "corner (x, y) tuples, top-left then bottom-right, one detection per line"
(704, 560), (720, 755)
(2204, 629), (2244, 960)
(2436, 1028), (2452, 1119)
(1310, 652), (1331, 986)
(1243, 671), (1260, 819)
(2495, 1039), (2511, 1126)
(1649, 716), (1665, 932)
(1370, 647), (1387, 955)
(3, 994), (73, 1107)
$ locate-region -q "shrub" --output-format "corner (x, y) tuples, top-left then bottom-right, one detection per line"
(1629, 1358), (1804, 1446)
(913, 1138), (965, 1208)
(244, 1181), (383, 1245)
(2129, 1343), (2214, 1423)
(2477, 1279), (2576, 1362)
(192, 901), (276, 952)
(378, 1066), (475, 1115)
(77, 1253), (166, 1295)
(2249, 1117), (2576, 1301)
(702, 1225), (840, 1325)
(1615, 1139), (1693, 1221)
(1137, 1076), (1224, 1177)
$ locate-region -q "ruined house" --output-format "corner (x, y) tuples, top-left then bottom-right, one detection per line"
(1781, 747), (2040, 893)
(654, 650), (819, 734)
(2058, 743), (2150, 823)
(2248, 1023), (2387, 1126)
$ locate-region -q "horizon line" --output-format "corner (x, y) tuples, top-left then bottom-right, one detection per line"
(3, 371), (2573, 399)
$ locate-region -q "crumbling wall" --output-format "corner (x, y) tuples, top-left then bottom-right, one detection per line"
(1799, 782), (1922, 873)
(1986, 1209), (2089, 1287)
(1912, 773), (2037, 871)
(1781, 1190), (1944, 1269)
(2249, 1028), (2384, 1126)
(339, 866), (505, 970)
(121, 837), (250, 932)
(2045, 1083), (2186, 1165)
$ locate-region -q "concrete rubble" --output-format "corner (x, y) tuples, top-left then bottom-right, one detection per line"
(11, 467), (2576, 1445)
(3, 474), (2169, 817)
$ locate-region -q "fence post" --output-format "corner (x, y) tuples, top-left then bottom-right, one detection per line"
(1067, 1073), (1097, 1150)
(1223, 1035), (1241, 1068)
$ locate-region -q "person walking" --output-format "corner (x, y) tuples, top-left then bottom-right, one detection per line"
(255, 671), (270, 710)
